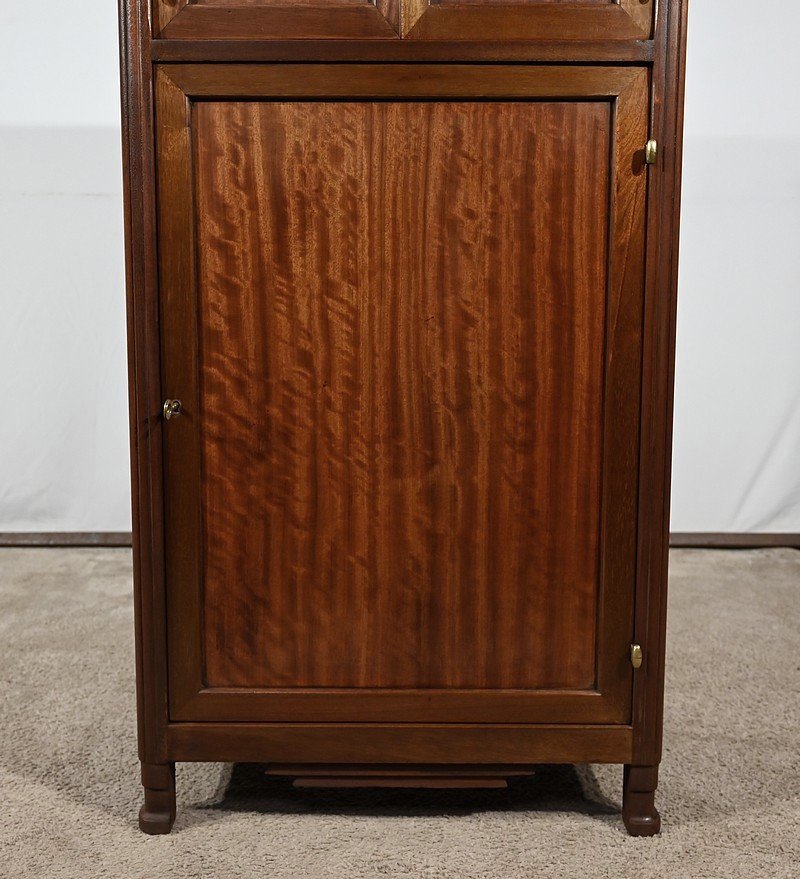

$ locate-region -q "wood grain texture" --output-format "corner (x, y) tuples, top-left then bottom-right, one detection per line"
(403, 1), (650, 40)
(194, 100), (610, 691)
(155, 0), (651, 40)
(156, 65), (646, 724)
(632, 0), (689, 767)
(622, 763), (661, 836)
(160, 5), (399, 39)
(119, 0), (172, 770)
(292, 777), (509, 788)
(0, 532), (133, 547)
(669, 533), (800, 549)
(263, 763), (539, 776)
(153, 0), (185, 35)
(122, 0), (688, 836)
(164, 62), (642, 99)
(149, 39), (656, 64)
(595, 66), (648, 721)
(166, 722), (634, 764)
(138, 761), (175, 834)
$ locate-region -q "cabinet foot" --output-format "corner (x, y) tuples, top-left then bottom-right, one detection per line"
(622, 764), (661, 836)
(139, 762), (176, 835)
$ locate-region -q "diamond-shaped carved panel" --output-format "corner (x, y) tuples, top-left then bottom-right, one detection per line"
(154, 0), (400, 40)
(402, 0), (651, 39)
(153, 0), (651, 40)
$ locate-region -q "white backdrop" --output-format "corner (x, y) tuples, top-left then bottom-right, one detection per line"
(0, 3), (798, 534)
(671, 6), (800, 531)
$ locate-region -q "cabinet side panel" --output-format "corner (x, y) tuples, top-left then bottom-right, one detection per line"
(119, 0), (170, 762)
(633, 0), (689, 763)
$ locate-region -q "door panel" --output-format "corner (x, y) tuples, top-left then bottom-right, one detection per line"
(156, 65), (649, 723)
(196, 99), (607, 691)
(153, 0), (652, 40)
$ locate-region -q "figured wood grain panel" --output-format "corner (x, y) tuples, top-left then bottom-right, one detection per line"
(194, 100), (610, 691)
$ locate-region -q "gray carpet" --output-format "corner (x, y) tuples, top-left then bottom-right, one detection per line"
(1, 547), (798, 878)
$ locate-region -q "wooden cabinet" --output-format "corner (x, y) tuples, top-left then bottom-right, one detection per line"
(120, 0), (687, 838)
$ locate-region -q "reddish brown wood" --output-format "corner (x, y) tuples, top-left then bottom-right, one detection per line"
(163, 62), (643, 98)
(156, 64), (646, 726)
(670, 532), (800, 549)
(293, 777), (509, 788)
(166, 723), (634, 764)
(195, 99), (606, 692)
(405, 0), (651, 40)
(119, 0), (170, 775)
(281, 762), (529, 789)
(139, 762), (176, 834)
(623, 764), (660, 836)
(157, 1), (398, 40)
(152, 0), (652, 41)
(631, 0), (689, 771)
(120, 0), (688, 837)
(150, 39), (656, 63)
(264, 763), (537, 777)
(172, 689), (620, 725)
(153, 0), (183, 35)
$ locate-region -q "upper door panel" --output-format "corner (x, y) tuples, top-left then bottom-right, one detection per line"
(154, 0), (653, 41)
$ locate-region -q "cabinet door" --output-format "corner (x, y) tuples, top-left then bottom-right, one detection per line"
(157, 64), (649, 724)
(154, 0), (652, 40)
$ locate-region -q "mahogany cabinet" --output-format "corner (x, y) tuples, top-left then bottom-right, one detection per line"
(119, 0), (687, 837)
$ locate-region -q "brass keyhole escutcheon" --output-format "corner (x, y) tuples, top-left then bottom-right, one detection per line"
(163, 399), (182, 421)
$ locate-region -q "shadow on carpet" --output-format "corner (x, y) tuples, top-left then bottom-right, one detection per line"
(205, 763), (619, 821)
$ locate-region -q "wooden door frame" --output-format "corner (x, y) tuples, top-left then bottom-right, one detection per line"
(155, 63), (649, 725)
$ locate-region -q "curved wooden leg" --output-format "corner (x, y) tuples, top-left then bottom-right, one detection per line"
(623, 764), (661, 836)
(139, 762), (176, 834)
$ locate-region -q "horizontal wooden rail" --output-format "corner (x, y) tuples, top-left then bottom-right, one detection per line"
(2, 532), (798, 549)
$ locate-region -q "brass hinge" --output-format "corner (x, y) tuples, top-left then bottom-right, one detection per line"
(630, 644), (643, 669)
(645, 140), (658, 165)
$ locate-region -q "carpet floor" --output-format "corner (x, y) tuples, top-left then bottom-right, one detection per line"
(0, 547), (798, 878)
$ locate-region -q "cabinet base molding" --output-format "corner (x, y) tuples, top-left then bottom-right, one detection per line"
(165, 723), (634, 765)
(137, 757), (662, 833)
(141, 726), (658, 833)
(669, 532), (800, 550)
